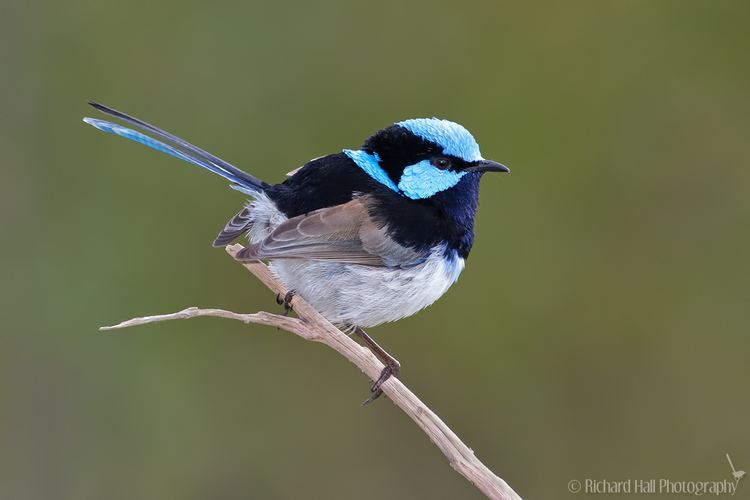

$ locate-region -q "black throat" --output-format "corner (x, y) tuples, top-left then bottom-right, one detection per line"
(368, 172), (482, 259)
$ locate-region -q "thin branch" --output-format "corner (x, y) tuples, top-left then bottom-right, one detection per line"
(100, 244), (522, 500)
(100, 307), (312, 339)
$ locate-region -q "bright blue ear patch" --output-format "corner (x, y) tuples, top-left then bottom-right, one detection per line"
(397, 118), (482, 162)
(398, 160), (466, 199)
(343, 149), (399, 192)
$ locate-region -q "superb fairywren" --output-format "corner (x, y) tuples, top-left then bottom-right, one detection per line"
(84, 102), (509, 402)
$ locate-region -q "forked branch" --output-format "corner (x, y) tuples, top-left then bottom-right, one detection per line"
(100, 244), (522, 500)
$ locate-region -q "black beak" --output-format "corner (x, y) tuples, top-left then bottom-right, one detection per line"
(464, 160), (510, 173)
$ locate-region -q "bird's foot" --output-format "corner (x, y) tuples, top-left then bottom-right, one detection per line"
(363, 357), (401, 405)
(352, 326), (401, 405)
(275, 290), (296, 316)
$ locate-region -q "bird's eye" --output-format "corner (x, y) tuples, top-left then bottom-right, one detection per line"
(432, 157), (451, 170)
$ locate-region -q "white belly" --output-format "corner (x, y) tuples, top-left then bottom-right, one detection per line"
(269, 250), (464, 327)
(244, 193), (465, 327)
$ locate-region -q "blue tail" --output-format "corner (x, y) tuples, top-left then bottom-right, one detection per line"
(83, 101), (267, 194)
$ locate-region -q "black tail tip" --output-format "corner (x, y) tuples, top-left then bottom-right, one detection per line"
(88, 100), (107, 111)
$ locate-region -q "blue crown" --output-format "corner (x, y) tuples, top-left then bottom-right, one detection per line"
(397, 118), (482, 162)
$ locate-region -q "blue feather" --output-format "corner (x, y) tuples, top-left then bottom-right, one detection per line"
(397, 118), (483, 162)
(343, 149), (400, 193)
(83, 118), (259, 191)
(84, 102), (267, 193)
(397, 160), (466, 199)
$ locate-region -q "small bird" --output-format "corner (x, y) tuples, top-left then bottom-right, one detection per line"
(84, 102), (509, 402)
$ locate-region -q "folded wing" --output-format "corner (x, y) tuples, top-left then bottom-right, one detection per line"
(234, 197), (426, 268)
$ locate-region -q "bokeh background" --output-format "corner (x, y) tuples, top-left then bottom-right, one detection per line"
(2, 1), (748, 498)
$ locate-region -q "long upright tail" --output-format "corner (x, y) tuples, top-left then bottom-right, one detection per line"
(83, 101), (268, 194)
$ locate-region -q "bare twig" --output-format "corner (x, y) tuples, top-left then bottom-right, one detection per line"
(100, 244), (522, 500)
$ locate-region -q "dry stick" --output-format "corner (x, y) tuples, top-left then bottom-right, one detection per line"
(100, 244), (522, 500)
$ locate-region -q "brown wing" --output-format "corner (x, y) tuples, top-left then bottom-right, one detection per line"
(233, 197), (425, 267)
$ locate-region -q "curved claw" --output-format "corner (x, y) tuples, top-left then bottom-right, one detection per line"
(363, 358), (401, 405)
(276, 290), (296, 316)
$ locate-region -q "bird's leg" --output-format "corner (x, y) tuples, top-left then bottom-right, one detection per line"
(353, 326), (401, 404)
(275, 290), (296, 316)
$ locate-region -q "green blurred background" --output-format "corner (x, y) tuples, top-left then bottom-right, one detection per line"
(2, 1), (748, 498)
